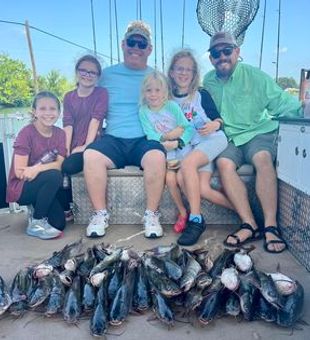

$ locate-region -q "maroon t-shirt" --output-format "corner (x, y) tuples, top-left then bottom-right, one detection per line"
(6, 124), (66, 203)
(63, 87), (108, 151)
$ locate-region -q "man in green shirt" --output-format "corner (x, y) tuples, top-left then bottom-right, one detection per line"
(203, 31), (302, 253)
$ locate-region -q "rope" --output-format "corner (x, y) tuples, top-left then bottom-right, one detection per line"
(153, 0), (157, 70)
(114, 0), (120, 63)
(90, 0), (97, 55)
(181, 0), (186, 48)
(159, 0), (165, 72)
(109, 0), (113, 65)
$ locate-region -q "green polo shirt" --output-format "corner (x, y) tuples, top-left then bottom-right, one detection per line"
(203, 63), (302, 146)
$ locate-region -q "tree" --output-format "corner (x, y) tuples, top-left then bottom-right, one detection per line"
(38, 70), (74, 100)
(0, 54), (33, 107)
(277, 77), (298, 90)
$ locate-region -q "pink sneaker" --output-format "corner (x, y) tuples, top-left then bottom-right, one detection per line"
(173, 214), (188, 233)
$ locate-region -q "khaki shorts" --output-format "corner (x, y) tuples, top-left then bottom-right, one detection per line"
(217, 131), (278, 168)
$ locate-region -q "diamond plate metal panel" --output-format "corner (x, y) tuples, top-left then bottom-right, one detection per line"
(71, 167), (260, 227)
(278, 180), (310, 271)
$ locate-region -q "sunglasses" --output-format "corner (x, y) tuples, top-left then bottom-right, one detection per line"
(126, 37), (148, 50)
(210, 46), (235, 59)
(78, 68), (98, 78)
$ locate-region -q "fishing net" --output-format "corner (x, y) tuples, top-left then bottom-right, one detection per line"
(196, 0), (260, 46)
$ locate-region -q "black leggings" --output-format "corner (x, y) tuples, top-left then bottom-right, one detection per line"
(18, 169), (65, 231)
(58, 152), (84, 211)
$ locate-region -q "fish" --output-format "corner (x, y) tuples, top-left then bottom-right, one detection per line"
(0, 275), (12, 316)
(63, 275), (82, 324)
(195, 271), (213, 290)
(225, 293), (241, 317)
(151, 289), (174, 327)
(45, 238), (83, 269)
(255, 271), (284, 309)
(233, 250), (253, 272)
(255, 295), (277, 323)
(209, 249), (237, 278)
(276, 280), (304, 328)
(77, 247), (97, 278)
(221, 267), (239, 291)
(107, 263), (124, 303)
(59, 269), (76, 287)
(267, 272), (297, 296)
(109, 269), (136, 326)
(28, 276), (53, 309)
(238, 272), (260, 321)
(132, 264), (151, 312)
(184, 287), (204, 311)
(33, 263), (54, 279)
(90, 281), (109, 337)
(45, 273), (65, 317)
(82, 279), (96, 313)
(146, 266), (181, 298)
(179, 251), (201, 292)
(197, 289), (223, 325)
(89, 248), (123, 284)
(191, 247), (214, 272)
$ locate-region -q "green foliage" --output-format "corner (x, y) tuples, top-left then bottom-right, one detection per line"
(277, 77), (298, 90)
(0, 54), (33, 107)
(38, 70), (74, 100)
(0, 54), (74, 109)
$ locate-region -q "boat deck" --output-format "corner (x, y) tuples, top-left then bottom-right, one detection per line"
(0, 210), (309, 340)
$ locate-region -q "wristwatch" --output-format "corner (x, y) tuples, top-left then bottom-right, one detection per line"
(177, 138), (185, 149)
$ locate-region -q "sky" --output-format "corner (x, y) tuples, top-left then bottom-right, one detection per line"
(0, 0), (309, 84)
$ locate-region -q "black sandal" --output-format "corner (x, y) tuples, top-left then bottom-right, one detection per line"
(263, 226), (287, 254)
(223, 223), (261, 248)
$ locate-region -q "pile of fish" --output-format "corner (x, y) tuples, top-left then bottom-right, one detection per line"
(0, 239), (304, 336)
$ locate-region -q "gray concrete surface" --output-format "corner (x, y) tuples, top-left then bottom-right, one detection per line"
(0, 210), (309, 340)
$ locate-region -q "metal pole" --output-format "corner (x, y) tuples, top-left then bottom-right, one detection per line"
(275, 0), (281, 82)
(25, 20), (38, 94)
(90, 0), (97, 55)
(259, 0), (266, 69)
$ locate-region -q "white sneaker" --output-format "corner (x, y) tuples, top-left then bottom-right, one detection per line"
(143, 210), (163, 238)
(86, 210), (110, 238)
(26, 218), (62, 240)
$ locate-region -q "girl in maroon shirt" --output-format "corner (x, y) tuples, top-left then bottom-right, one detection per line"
(7, 91), (66, 239)
(60, 55), (108, 218)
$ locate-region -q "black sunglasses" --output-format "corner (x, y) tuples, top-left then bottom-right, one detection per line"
(210, 46), (235, 59)
(126, 37), (148, 50)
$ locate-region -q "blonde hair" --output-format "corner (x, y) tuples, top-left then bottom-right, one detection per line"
(140, 71), (169, 106)
(167, 49), (200, 96)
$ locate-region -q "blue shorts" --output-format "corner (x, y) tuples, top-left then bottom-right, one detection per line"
(86, 134), (165, 169)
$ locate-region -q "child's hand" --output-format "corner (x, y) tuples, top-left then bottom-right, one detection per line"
(162, 140), (178, 151)
(19, 165), (40, 181)
(198, 121), (221, 136)
(165, 127), (184, 140)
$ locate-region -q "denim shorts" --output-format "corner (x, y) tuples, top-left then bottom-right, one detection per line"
(218, 131), (278, 168)
(86, 134), (165, 169)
